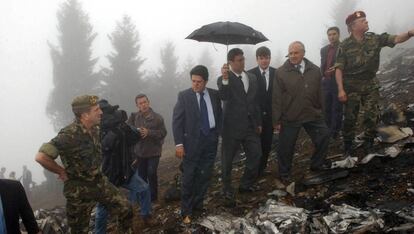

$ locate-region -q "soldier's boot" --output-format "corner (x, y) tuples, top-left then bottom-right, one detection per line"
(344, 141), (354, 158)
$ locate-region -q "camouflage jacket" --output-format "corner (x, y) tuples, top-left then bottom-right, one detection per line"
(335, 32), (396, 80)
(39, 121), (102, 182)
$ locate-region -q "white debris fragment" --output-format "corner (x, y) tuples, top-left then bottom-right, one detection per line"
(331, 156), (358, 168)
(323, 204), (384, 233)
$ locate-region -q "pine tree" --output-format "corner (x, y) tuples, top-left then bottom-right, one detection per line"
(103, 15), (145, 112)
(151, 42), (180, 142)
(47, 0), (98, 130)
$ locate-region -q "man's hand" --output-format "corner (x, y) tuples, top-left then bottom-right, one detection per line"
(139, 127), (149, 138)
(221, 64), (229, 80)
(256, 126), (262, 135)
(175, 145), (185, 159)
(58, 170), (68, 182)
(324, 66), (335, 78)
(273, 124), (281, 134)
(338, 89), (347, 103)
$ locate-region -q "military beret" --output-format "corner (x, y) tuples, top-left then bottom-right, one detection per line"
(71, 95), (99, 111)
(346, 11), (366, 25)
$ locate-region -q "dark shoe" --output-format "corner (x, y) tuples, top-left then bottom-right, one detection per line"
(310, 161), (332, 171)
(222, 192), (236, 207)
(238, 184), (262, 193)
(182, 215), (191, 225)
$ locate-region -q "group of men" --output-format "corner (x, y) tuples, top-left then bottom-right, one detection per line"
(30, 10), (414, 233)
(35, 94), (166, 233)
(172, 10), (414, 224)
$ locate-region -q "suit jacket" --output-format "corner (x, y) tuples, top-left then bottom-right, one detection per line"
(248, 66), (276, 117)
(320, 44), (339, 91)
(217, 71), (262, 138)
(172, 88), (222, 159)
(0, 179), (39, 234)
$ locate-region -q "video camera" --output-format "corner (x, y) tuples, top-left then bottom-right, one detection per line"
(98, 99), (128, 130)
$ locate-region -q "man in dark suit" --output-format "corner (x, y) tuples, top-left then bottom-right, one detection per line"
(173, 65), (222, 224)
(218, 48), (262, 204)
(0, 179), (40, 234)
(248, 46), (277, 176)
(321, 26), (342, 139)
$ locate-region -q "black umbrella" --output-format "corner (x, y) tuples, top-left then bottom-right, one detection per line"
(186, 21), (268, 52)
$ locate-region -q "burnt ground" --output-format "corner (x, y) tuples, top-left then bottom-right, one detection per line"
(141, 135), (414, 233)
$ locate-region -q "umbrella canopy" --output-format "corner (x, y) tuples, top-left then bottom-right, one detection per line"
(186, 21), (268, 45)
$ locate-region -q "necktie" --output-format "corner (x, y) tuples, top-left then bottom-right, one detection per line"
(262, 71), (267, 90)
(199, 92), (210, 135)
(238, 75), (247, 93)
(296, 64), (302, 74)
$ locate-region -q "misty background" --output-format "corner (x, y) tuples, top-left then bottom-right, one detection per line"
(1, 0), (413, 183)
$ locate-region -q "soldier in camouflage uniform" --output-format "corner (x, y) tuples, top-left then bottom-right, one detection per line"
(35, 95), (132, 234)
(335, 11), (414, 156)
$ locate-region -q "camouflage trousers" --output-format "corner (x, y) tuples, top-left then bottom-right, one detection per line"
(343, 79), (380, 144)
(64, 175), (132, 234)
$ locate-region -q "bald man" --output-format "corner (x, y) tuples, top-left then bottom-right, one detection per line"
(272, 41), (331, 183)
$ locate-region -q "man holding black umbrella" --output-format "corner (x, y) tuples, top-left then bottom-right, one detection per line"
(218, 48), (262, 206)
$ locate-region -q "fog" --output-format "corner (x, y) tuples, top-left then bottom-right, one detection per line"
(0, 0), (413, 183)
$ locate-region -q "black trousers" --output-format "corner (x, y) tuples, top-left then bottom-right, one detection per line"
(259, 113), (274, 174)
(221, 127), (262, 193)
(137, 156), (160, 201)
(277, 119), (330, 177)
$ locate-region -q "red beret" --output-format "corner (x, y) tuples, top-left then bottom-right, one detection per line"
(346, 11), (366, 25)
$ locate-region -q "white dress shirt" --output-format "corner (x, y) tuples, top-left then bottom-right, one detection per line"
(222, 69), (249, 93)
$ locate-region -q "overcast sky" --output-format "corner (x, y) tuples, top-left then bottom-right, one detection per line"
(0, 0), (413, 182)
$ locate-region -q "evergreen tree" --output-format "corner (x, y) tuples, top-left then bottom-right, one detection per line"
(104, 15), (145, 112)
(151, 42), (180, 141)
(47, 0), (98, 130)
(178, 56), (195, 90)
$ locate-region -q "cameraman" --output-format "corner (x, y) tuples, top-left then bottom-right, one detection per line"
(95, 100), (155, 234)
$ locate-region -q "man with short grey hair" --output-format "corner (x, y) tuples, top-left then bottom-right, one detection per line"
(272, 41), (331, 183)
